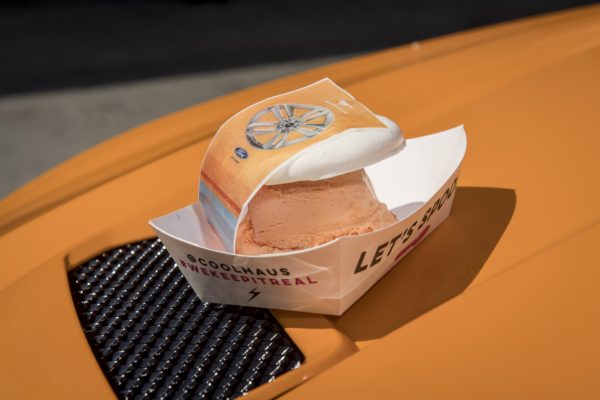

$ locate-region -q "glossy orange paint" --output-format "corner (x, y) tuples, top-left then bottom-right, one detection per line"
(1, 4), (599, 399)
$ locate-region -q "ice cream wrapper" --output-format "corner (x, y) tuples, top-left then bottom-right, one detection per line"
(198, 78), (401, 252)
(150, 80), (467, 315)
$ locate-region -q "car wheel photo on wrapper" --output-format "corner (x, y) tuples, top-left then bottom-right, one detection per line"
(246, 104), (334, 150)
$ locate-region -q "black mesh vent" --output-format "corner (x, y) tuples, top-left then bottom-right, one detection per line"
(68, 238), (303, 399)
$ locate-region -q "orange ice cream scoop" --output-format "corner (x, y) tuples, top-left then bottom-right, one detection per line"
(235, 169), (397, 255)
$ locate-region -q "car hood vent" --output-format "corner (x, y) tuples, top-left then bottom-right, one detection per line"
(68, 238), (303, 399)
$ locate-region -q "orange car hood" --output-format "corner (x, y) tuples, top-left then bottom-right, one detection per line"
(1, 5), (599, 399)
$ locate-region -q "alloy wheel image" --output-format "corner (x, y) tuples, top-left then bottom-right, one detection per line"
(246, 104), (333, 150)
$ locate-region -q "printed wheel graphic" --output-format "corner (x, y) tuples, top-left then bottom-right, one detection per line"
(246, 104), (333, 150)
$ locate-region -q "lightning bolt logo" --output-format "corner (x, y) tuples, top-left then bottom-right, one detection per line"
(248, 288), (261, 302)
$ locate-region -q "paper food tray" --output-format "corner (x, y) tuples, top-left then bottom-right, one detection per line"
(151, 126), (467, 315)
